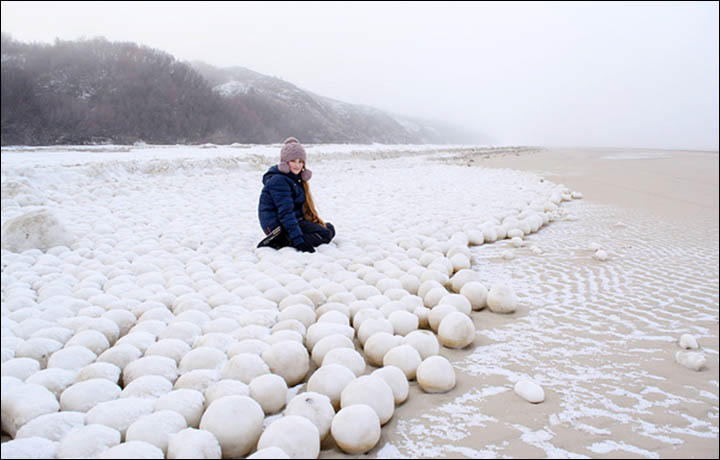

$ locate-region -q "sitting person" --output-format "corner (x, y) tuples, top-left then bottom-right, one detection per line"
(257, 137), (335, 253)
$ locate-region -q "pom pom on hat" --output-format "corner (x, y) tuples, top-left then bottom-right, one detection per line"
(278, 137), (311, 180)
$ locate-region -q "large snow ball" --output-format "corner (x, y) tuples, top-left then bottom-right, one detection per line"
(60, 378), (121, 412)
(97, 440), (164, 459)
(450, 253), (471, 272)
(304, 322), (354, 351)
(428, 305), (458, 333)
(306, 364), (356, 411)
(271, 319), (307, 338)
(486, 283), (518, 314)
(340, 375), (394, 425)
(249, 373), (287, 415)
(1, 357), (40, 380)
(228, 339), (270, 358)
(178, 346), (227, 374)
(56, 424), (121, 458)
(25, 368), (76, 398)
(357, 318), (394, 346)
(103, 309), (138, 337)
(14, 338), (62, 368)
(85, 397), (155, 439)
(278, 304), (316, 329)
(76, 362), (121, 384)
(285, 392), (335, 441)
(362, 332), (403, 367)
(311, 334), (354, 367)
(278, 294), (314, 310)
(440, 294), (472, 316)
(257, 415), (320, 459)
(125, 410), (187, 454)
(155, 388), (206, 428)
(331, 404), (381, 454)
(1, 209), (74, 252)
(173, 369), (220, 392)
(513, 379), (545, 403)
(0, 437), (59, 459)
(403, 330), (440, 360)
(47, 345), (97, 370)
(166, 427), (221, 459)
(438, 312), (476, 349)
(388, 310), (419, 336)
(372, 365), (409, 405)
(15, 410), (84, 441)
(383, 344), (422, 381)
(351, 284), (382, 301)
(1, 383), (60, 437)
(220, 353), (270, 384)
(315, 302), (350, 319)
(264, 330), (303, 346)
(115, 331), (157, 354)
(416, 356), (456, 393)
(159, 321), (202, 347)
(424, 286), (450, 309)
(322, 348), (366, 377)
(352, 308), (384, 330)
(205, 379), (250, 406)
(262, 340), (310, 386)
(120, 375), (173, 399)
(248, 447), (290, 459)
(199, 395), (264, 458)
(96, 344), (142, 371)
(460, 282), (488, 311)
(145, 338), (191, 364)
(317, 310), (350, 326)
(123, 355), (178, 385)
(417, 280), (444, 301)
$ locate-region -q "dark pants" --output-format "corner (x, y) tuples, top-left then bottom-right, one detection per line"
(299, 220), (335, 247)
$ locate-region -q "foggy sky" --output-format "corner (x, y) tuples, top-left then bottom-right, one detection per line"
(2, 1), (718, 150)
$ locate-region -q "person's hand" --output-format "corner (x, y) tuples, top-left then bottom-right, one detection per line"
(293, 238), (315, 253)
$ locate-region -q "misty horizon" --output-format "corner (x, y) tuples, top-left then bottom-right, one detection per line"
(1, 1), (718, 150)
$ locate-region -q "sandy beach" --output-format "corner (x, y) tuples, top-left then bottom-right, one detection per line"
(1, 145), (717, 459)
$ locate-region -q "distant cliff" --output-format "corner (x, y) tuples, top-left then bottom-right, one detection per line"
(1, 34), (486, 146)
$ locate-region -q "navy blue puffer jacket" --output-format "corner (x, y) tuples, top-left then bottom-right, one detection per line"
(258, 165), (306, 244)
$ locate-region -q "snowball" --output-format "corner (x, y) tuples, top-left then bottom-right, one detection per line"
(15, 410), (84, 441)
(25, 368), (77, 398)
(306, 364), (356, 410)
(0, 437), (59, 459)
(438, 312), (476, 349)
(115, 331), (156, 353)
(96, 344), (142, 370)
(388, 310), (419, 336)
(178, 347), (227, 374)
(403, 330), (440, 360)
(167, 427), (221, 459)
(56, 424), (121, 458)
(428, 304), (458, 332)
(311, 333), (354, 367)
(438, 294), (472, 316)
(514, 379), (545, 403)
(357, 318), (394, 346)
(145, 338), (191, 363)
(675, 351), (707, 371)
(47, 345), (96, 370)
(278, 304), (316, 329)
(199, 396), (264, 458)
(383, 344), (422, 381)
(331, 404), (381, 454)
(14, 338), (62, 368)
(84, 397), (155, 439)
(264, 329), (303, 345)
(1, 357), (40, 380)
(450, 269), (478, 293)
(450, 253), (471, 272)
(248, 447), (290, 459)
(120, 375), (173, 399)
(460, 282), (488, 311)
(593, 249), (609, 261)
(423, 286), (449, 308)
(262, 340), (310, 386)
(155, 388), (206, 428)
(322, 347), (366, 377)
(305, 322), (354, 351)
(173, 369), (220, 392)
(76, 362), (121, 384)
(257, 415), (320, 459)
(352, 308), (384, 330)
(1, 383), (60, 437)
(679, 334), (699, 350)
(1, 209), (74, 252)
(416, 356), (456, 393)
(284, 392), (335, 441)
(126, 410), (187, 454)
(249, 373), (287, 415)
(61, 378), (121, 412)
(486, 283), (518, 314)
(340, 375), (394, 425)
(372, 365), (409, 404)
(271, 318), (307, 337)
(124, 355), (178, 385)
(158, 321), (202, 346)
(98, 440), (164, 459)
(363, 332), (403, 367)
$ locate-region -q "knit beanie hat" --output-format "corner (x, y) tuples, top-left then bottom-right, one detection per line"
(278, 137), (312, 181)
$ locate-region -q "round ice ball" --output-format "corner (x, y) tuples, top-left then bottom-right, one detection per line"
(60, 378), (121, 412)
(15, 410), (84, 441)
(123, 355), (178, 385)
(84, 397), (155, 439)
(322, 347), (366, 377)
(155, 389), (205, 428)
(514, 379), (545, 403)
(416, 356), (456, 393)
(403, 330), (440, 360)
(125, 410), (187, 455)
(284, 392), (335, 441)
(340, 375), (394, 425)
(357, 318), (393, 346)
(166, 427), (221, 459)
(438, 312), (475, 349)
(438, 294), (471, 316)
(248, 447), (290, 459)
(331, 404), (381, 454)
(460, 282), (488, 311)
(120, 374), (173, 399)
(1, 383), (60, 437)
(383, 344), (422, 381)
(199, 395), (264, 458)
(262, 340), (310, 386)
(249, 373), (287, 415)
(221, 353), (270, 384)
(679, 334), (699, 350)
(486, 283), (518, 314)
(98, 440), (164, 458)
(311, 334), (354, 367)
(388, 310), (419, 336)
(363, 332), (403, 367)
(204, 379), (250, 406)
(257, 415), (320, 459)
(306, 364), (356, 411)
(371, 365), (409, 405)
(428, 304), (458, 332)
(56, 424), (121, 459)
(450, 269), (478, 293)
(178, 347), (226, 374)
(423, 286), (449, 308)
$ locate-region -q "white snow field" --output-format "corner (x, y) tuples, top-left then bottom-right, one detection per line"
(1, 144), (717, 458)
